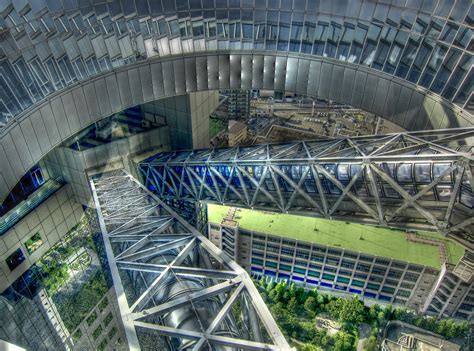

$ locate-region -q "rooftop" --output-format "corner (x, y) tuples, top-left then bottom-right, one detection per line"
(208, 204), (465, 269)
(228, 120), (247, 134)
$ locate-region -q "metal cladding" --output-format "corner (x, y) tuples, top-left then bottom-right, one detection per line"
(139, 128), (474, 250)
(1, 1), (473, 205)
(0, 0), (472, 127)
(90, 170), (291, 351)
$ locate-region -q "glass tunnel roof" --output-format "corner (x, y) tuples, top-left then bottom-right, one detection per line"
(0, 0), (472, 129)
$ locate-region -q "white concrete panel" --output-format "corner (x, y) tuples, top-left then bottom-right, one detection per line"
(71, 86), (91, 129)
(0, 145), (16, 190)
(319, 62), (333, 99)
(95, 77), (112, 117)
(307, 60), (321, 97)
(196, 56), (209, 91)
(117, 70), (133, 108)
(241, 55), (252, 90)
(340, 67), (356, 104)
(403, 91), (423, 130)
(105, 74), (122, 114)
(295, 59), (310, 95)
(28, 110), (51, 155)
(173, 59), (186, 94)
(162, 61), (176, 95)
(263, 55), (276, 90)
(373, 77), (390, 116)
(83, 81), (101, 123)
(351, 71), (368, 108)
(383, 82), (402, 122)
(1, 134), (23, 179)
(19, 118), (42, 162)
(50, 97), (71, 140)
(329, 64), (344, 102)
(218, 54), (230, 90)
(10, 125), (32, 171)
(61, 91), (80, 132)
(361, 74), (378, 112)
(229, 54), (241, 89)
(285, 57), (298, 93)
(129, 67), (143, 106)
(151, 62), (165, 99)
(274, 56), (287, 92)
(184, 57), (197, 92)
(139, 64), (154, 103)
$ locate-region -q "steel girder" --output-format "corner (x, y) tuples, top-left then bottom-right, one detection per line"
(89, 170), (291, 351)
(139, 128), (474, 250)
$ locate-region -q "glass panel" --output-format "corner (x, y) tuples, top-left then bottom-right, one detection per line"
(431, 48), (462, 94)
(414, 164), (431, 183)
(397, 164), (413, 182)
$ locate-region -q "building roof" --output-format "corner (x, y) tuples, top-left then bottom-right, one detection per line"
(208, 204), (465, 269)
(228, 120), (247, 134)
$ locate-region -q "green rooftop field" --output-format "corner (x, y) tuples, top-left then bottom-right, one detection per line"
(207, 204), (464, 269)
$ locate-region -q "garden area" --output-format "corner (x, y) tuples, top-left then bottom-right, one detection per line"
(34, 210), (111, 332)
(210, 117), (227, 138)
(256, 279), (470, 351)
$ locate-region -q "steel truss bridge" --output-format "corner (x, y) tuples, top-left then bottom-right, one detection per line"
(139, 128), (474, 250)
(90, 171), (291, 351)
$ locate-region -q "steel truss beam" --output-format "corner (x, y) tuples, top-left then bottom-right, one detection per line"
(139, 128), (474, 250)
(90, 170), (291, 351)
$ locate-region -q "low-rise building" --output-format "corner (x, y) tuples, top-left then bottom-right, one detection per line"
(228, 120), (248, 146)
(208, 205), (473, 320)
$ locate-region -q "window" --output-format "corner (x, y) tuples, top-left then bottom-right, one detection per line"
(24, 232), (43, 254)
(6, 248), (26, 271)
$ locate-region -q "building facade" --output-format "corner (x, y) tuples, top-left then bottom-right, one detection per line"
(221, 90), (252, 119)
(228, 119), (248, 146)
(209, 218), (473, 321)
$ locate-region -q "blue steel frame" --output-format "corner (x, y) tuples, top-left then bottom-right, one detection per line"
(139, 128), (474, 250)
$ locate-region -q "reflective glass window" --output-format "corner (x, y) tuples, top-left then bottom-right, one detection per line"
(433, 163), (452, 183)
(442, 54), (471, 100)
(419, 44), (448, 88)
(431, 48), (462, 94)
(453, 69), (473, 105)
(396, 35), (421, 79)
(440, 22), (459, 44)
(414, 164), (431, 183)
(397, 164), (412, 182)
(408, 39), (434, 83)
(384, 31), (407, 74)
(337, 164), (350, 181)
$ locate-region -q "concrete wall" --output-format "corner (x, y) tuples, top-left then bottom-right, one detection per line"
(142, 91), (219, 150)
(42, 126), (170, 206)
(189, 90), (220, 149)
(0, 184), (84, 292)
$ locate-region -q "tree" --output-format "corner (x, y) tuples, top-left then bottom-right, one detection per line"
(304, 296), (317, 315)
(288, 296), (298, 313)
(362, 336), (377, 351)
(301, 344), (322, 351)
(445, 320), (458, 339)
(333, 331), (355, 351)
(326, 296), (365, 326)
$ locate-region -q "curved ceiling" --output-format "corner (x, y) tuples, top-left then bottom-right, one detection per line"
(0, 51), (472, 205)
(0, 0), (473, 203)
(0, 0), (472, 128)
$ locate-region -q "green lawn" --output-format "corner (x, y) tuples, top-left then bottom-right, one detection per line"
(209, 118), (227, 138)
(207, 204), (464, 269)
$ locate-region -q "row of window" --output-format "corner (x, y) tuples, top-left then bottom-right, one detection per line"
(250, 263), (414, 299)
